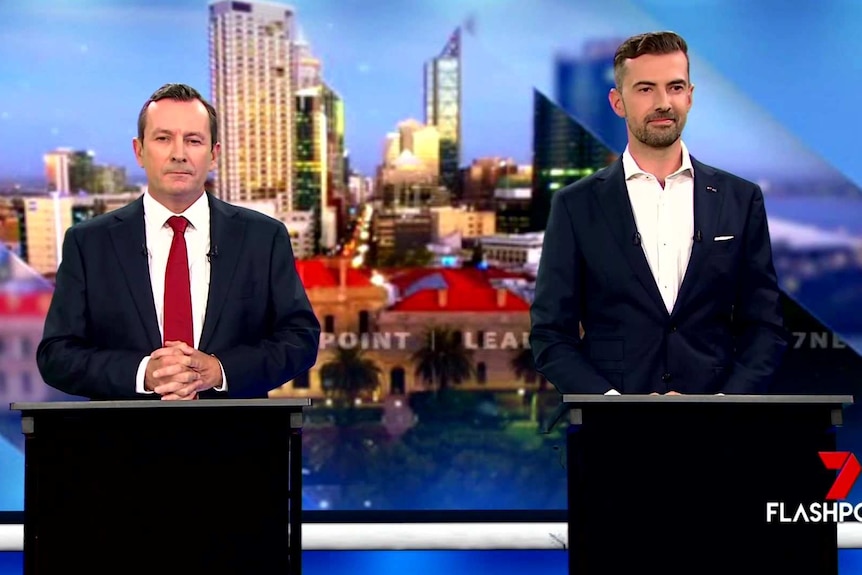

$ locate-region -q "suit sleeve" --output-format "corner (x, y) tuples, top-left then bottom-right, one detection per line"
(721, 185), (788, 394)
(529, 190), (617, 394)
(36, 227), (150, 399)
(207, 224), (320, 398)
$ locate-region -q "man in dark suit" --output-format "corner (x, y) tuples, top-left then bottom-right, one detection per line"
(529, 32), (787, 395)
(37, 83), (321, 400)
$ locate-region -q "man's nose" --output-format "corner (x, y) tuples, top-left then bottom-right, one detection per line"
(653, 91), (671, 111)
(170, 140), (187, 161)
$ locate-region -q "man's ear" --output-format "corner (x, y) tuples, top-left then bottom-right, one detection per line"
(132, 138), (144, 168)
(609, 88), (626, 119)
(209, 141), (221, 172)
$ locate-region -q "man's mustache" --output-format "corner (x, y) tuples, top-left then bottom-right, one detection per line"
(646, 112), (677, 122)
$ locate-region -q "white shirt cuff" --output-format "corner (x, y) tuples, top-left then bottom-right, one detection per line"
(136, 356), (154, 394)
(213, 358), (228, 392)
(604, 389), (621, 395)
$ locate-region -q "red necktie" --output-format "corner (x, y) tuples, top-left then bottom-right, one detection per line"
(164, 216), (194, 347)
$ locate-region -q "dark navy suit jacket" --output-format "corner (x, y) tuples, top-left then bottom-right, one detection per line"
(529, 156), (788, 395)
(37, 193), (321, 399)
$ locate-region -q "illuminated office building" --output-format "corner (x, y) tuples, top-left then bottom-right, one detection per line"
(209, 0), (296, 213)
(10, 195), (109, 276)
(530, 90), (616, 231)
(292, 30), (321, 90)
(294, 86), (324, 213)
(423, 28), (461, 194)
(295, 82), (346, 253)
(44, 149), (101, 194)
(43, 150), (72, 194)
(321, 85), (348, 244)
(322, 86), (346, 193)
(377, 119), (445, 209)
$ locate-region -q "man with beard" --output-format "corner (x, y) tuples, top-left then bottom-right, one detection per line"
(529, 31), (787, 395)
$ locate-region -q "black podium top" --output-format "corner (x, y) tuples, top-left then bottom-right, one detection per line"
(10, 398), (312, 412)
(562, 394), (854, 405)
(543, 394), (855, 432)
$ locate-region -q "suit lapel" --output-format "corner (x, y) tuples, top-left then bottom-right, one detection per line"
(199, 194), (246, 351)
(595, 159), (668, 316)
(672, 158), (724, 318)
(108, 197), (161, 350)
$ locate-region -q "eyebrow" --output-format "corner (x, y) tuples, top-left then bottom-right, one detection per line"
(151, 128), (206, 139)
(633, 79), (688, 88)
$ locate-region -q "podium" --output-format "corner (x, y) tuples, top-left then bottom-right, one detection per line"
(561, 394), (853, 574)
(10, 398), (310, 575)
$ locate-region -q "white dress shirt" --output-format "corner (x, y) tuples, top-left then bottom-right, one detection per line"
(135, 191), (227, 394)
(603, 142), (695, 396)
(623, 141), (695, 314)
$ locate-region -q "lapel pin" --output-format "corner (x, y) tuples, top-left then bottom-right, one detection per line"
(706, 186), (718, 192)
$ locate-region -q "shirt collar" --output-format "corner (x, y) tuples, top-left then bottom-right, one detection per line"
(143, 190), (209, 233)
(622, 140), (694, 181)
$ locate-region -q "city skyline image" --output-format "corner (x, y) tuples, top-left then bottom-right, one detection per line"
(0, 0), (519, 184)
(2, 0), (861, 192)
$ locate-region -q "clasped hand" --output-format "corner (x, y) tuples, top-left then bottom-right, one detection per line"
(144, 341), (223, 400)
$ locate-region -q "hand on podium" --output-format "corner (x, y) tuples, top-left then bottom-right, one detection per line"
(649, 391), (683, 395)
(155, 341), (227, 399)
(145, 343), (204, 400)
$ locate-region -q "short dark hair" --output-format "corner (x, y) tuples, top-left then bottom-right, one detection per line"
(613, 31), (689, 90)
(136, 83), (218, 149)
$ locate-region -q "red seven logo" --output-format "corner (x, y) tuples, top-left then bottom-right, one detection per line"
(820, 452), (862, 500)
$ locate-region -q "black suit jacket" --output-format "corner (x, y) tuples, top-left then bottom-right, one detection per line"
(36, 193), (321, 399)
(529, 156), (788, 395)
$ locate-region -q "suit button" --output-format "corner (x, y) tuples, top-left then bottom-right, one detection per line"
(670, 325), (677, 332)
(662, 373), (672, 382)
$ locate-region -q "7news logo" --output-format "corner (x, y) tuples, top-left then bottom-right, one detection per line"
(766, 452), (862, 523)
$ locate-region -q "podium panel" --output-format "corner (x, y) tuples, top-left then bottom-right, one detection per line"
(11, 399), (309, 575)
(563, 395), (852, 575)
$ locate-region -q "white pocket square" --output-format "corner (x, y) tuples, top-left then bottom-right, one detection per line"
(714, 235), (734, 241)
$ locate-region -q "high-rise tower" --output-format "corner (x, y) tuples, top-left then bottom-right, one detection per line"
(209, 0), (296, 213)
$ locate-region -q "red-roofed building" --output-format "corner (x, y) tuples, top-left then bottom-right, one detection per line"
(272, 263), (537, 400)
(0, 275), (56, 404)
(0, 291), (53, 317)
(271, 256), (391, 399)
(371, 266), (533, 395)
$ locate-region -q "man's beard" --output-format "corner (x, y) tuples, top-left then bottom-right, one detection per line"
(630, 113), (685, 148)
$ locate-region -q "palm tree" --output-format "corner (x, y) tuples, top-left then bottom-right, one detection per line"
(510, 344), (548, 423)
(320, 346), (382, 406)
(411, 326), (475, 393)
(510, 345), (547, 390)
